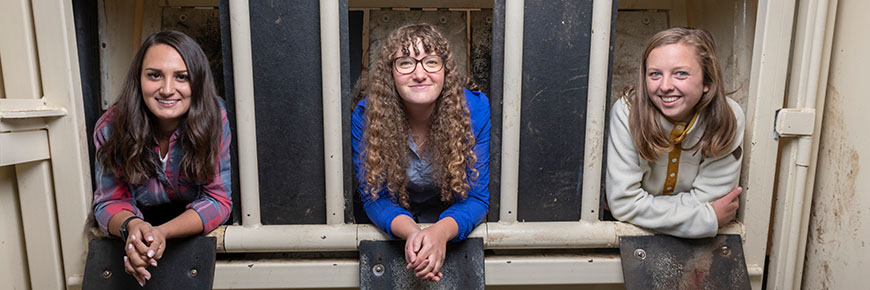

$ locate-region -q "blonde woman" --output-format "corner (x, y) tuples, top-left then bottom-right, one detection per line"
(606, 27), (744, 238)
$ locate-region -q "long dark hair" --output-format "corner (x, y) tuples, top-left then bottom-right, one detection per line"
(98, 30), (222, 184)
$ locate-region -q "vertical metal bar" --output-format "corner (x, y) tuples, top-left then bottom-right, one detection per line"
(320, 0), (344, 225)
(742, 0), (798, 288)
(229, 0), (262, 227)
(30, 0), (92, 284)
(0, 0), (42, 99)
(776, 0), (833, 288)
(16, 161), (65, 290)
(499, 0), (524, 223)
(579, 0), (613, 222)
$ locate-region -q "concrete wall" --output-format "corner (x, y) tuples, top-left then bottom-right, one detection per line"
(802, 0), (870, 289)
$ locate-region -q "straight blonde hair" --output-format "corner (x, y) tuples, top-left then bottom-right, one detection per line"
(625, 27), (737, 161)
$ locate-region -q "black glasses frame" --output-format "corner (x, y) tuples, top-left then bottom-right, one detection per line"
(392, 55), (446, 75)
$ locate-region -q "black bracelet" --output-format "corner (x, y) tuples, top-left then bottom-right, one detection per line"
(118, 216), (141, 241)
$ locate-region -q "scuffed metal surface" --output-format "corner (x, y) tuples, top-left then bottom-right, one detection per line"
(619, 235), (750, 290)
(359, 238), (484, 290)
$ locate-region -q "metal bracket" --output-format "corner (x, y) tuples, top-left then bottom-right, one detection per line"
(774, 108), (815, 138)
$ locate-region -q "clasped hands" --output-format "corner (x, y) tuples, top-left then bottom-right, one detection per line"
(404, 224), (452, 282)
(123, 219), (168, 287)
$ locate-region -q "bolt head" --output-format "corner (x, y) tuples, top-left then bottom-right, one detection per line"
(372, 263), (385, 277)
(634, 248), (647, 260)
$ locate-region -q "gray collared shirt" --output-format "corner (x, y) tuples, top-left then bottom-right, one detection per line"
(407, 136), (439, 203)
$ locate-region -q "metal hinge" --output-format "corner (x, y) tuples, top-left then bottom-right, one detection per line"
(774, 108), (815, 139)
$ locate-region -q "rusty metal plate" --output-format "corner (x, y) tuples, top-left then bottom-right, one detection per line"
(82, 236), (216, 290)
(359, 238), (484, 290)
(619, 234), (751, 290)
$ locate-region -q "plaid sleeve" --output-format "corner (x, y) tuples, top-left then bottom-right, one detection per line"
(92, 109), (143, 234)
(187, 105), (233, 234)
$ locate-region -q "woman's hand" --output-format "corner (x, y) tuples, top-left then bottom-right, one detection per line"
(407, 225), (450, 281)
(404, 229), (425, 268)
(712, 186), (742, 227)
(407, 218), (458, 282)
(123, 219), (158, 286)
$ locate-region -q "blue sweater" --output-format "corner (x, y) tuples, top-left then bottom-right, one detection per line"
(351, 89), (491, 240)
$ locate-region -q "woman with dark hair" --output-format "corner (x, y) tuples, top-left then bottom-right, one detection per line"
(92, 30), (231, 286)
(351, 24), (490, 282)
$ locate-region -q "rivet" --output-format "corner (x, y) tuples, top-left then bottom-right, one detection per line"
(721, 246), (731, 256)
(102, 269), (112, 279)
(372, 264), (385, 277)
(382, 15), (390, 23)
(642, 16), (651, 25)
(189, 268), (198, 277)
(179, 14), (188, 22)
(440, 16), (448, 24)
(634, 248), (647, 260)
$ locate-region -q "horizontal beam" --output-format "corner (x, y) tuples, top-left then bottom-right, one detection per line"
(0, 130), (50, 166)
(212, 221), (744, 252)
(208, 254), (764, 289)
(0, 98), (66, 120)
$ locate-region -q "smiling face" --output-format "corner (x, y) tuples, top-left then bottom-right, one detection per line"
(391, 40), (445, 109)
(140, 43), (192, 133)
(645, 42), (709, 122)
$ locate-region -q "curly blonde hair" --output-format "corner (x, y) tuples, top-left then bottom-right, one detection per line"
(354, 24), (478, 208)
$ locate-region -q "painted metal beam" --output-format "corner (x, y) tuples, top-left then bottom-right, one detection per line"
(580, 0), (613, 222)
(499, 0), (524, 223)
(319, 0), (345, 225)
(229, 0), (263, 227)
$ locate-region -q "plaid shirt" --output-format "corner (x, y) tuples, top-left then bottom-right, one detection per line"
(92, 102), (232, 235)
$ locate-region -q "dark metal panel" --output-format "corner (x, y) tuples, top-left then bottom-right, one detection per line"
(488, 0), (505, 222)
(619, 235), (751, 290)
(359, 238), (485, 290)
(348, 10), (364, 89)
(72, 0), (102, 192)
(517, 0), (594, 221)
(83, 237), (216, 290)
(218, 0), (242, 224)
(339, 1), (354, 224)
(348, 9), (371, 224)
(249, 0), (326, 224)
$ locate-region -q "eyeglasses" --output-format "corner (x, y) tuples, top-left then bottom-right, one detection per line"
(392, 55), (445, 75)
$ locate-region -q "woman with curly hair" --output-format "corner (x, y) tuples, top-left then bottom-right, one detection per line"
(351, 24), (490, 281)
(92, 30), (231, 286)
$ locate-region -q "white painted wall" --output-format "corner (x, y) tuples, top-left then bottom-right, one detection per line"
(802, 0), (870, 289)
